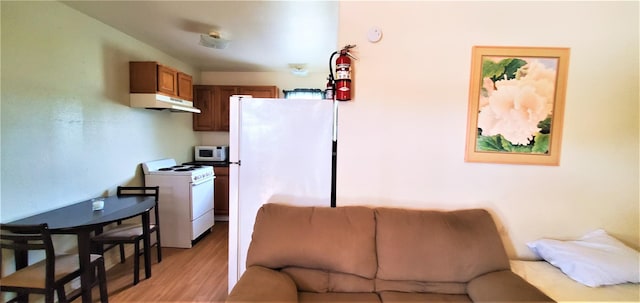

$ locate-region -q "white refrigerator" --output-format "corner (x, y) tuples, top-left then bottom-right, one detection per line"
(228, 96), (335, 291)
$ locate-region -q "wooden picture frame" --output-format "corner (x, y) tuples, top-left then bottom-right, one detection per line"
(465, 46), (570, 165)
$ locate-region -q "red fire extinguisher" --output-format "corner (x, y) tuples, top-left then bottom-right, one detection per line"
(325, 75), (334, 100)
(330, 45), (356, 101)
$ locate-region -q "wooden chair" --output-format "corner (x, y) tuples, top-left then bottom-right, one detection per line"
(0, 223), (108, 303)
(91, 186), (161, 285)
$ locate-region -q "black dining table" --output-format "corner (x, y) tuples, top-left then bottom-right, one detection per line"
(7, 194), (156, 303)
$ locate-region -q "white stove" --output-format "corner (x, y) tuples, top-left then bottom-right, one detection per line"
(142, 158), (215, 248)
(142, 158), (214, 181)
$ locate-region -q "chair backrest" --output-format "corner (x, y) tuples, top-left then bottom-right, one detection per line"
(117, 186), (160, 223)
(0, 223), (56, 289)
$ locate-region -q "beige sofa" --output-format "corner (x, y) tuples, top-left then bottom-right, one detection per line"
(227, 203), (554, 302)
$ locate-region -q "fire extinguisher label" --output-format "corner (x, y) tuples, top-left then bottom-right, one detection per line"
(336, 79), (351, 100)
(336, 70), (350, 80)
(325, 88), (334, 99)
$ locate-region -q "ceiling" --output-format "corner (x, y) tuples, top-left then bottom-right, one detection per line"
(61, 1), (339, 73)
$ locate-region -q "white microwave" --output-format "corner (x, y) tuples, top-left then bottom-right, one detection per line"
(195, 146), (229, 161)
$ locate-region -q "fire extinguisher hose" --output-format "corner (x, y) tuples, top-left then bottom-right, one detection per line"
(329, 51), (339, 84)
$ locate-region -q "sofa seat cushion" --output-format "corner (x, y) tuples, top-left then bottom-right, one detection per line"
(378, 291), (471, 303)
(375, 279), (467, 294)
(247, 203), (378, 278)
(375, 208), (510, 282)
(282, 267), (375, 293)
(299, 292), (381, 303)
(226, 266), (298, 303)
(467, 270), (554, 302)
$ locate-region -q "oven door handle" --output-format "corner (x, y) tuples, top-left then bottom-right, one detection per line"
(192, 176), (215, 186)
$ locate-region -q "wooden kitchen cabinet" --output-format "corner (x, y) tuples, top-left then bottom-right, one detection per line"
(193, 85), (278, 131)
(130, 61), (193, 101)
(238, 86), (278, 98)
(193, 85), (235, 131)
(214, 166), (229, 217)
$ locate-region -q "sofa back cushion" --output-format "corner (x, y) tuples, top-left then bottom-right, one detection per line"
(246, 203), (378, 279)
(375, 208), (510, 283)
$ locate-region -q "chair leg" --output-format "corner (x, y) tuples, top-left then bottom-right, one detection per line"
(119, 243), (126, 263)
(44, 291), (55, 303)
(144, 241), (152, 279)
(156, 232), (162, 262)
(14, 292), (28, 303)
(133, 241), (140, 285)
(96, 258), (109, 303)
(56, 286), (68, 303)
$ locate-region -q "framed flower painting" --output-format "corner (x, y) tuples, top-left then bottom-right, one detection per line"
(465, 46), (570, 165)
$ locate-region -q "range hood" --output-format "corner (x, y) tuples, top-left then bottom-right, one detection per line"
(130, 93), (201, 113)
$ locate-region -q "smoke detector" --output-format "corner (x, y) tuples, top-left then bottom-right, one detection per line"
(199, 31), (231, 49)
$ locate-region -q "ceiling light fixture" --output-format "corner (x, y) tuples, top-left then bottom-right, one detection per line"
(199, 31), (231, 50)
(289, 63), (308, 77)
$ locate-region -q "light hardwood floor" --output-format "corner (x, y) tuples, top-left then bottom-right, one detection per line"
(76, 222), (229, 303)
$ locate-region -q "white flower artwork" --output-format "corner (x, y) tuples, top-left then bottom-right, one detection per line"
(478, 59), (557, 148)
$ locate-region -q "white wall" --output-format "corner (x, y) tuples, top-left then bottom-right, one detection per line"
(1, 2), (200, 222)
(337, 1), (639, 258)
(197, 71), (326, 146)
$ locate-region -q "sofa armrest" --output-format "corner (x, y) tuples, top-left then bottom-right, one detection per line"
(226, 266), (298, 303)
(467, 270), (555, 303)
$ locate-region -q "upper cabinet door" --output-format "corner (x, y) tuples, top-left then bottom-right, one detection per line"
(177, 72), (193, 101)
(157, 64), (178, 96)
(215, 86), (239, 131)
(193, 85), (216, 131)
